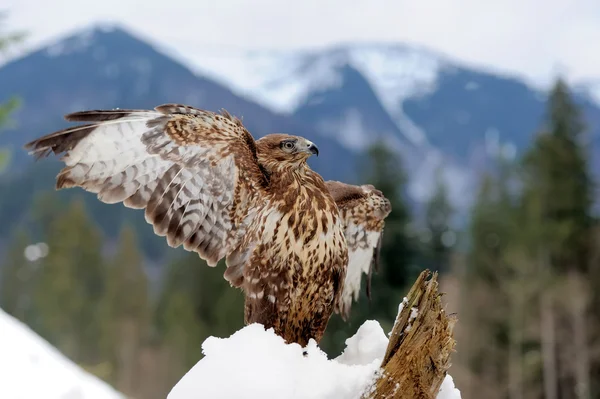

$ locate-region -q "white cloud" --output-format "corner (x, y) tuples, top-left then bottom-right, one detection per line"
(3, 0), (600, 84)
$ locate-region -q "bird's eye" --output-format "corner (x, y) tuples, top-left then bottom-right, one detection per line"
(283, 141), (294, 150)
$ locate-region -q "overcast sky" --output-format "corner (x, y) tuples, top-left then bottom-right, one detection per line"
(4, 0), (600, 85)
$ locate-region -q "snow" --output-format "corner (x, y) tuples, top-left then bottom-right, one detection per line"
(405, 306), (419, 332)
(584, 81), (600, 107)
(46, 29), (95, 57)
(189, 50), (345, 113)
(189, 44), (444, 147)
(345, 46), (441, 147)
(0, 308), (123, 399)
(45, 24), (119, 58)
(315, 108), (372, 151)
(392, 297), (409, 334)
(168, 320), (461, 399)
(335, 321), (388, 366)
(438, 375), (462, 399)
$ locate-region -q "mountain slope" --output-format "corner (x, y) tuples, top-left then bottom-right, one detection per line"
(189, 43), (600, 158)
(0, 308), (123, 399)
(294, 63), (408, 151)
(187, 43), (600, 209)
(191, 44), (443, 147)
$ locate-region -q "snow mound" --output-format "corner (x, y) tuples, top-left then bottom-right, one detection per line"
(0, 308), (123, 399)
(168, 321), (461, 399)
(335, 320), (388, 366)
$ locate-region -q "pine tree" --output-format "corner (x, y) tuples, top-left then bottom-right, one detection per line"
(424, 168), (454, 273)
(522, 78), (592, 273)
(101, 224), (151, 393)
(453, 149), (550, 396)
(520, 78), (594, 399)
(31, 197), (106, 365)
(455, 79), (597, 399)
(459, 171), (513, 398)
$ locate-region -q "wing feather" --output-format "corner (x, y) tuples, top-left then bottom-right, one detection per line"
(24, 104), (268, 268)
(325, 180), (392, 320)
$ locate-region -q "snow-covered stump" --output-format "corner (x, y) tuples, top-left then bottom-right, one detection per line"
(167, 269), (460, 399)
(363, 270), (457, 399)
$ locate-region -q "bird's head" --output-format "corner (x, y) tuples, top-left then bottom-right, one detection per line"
(255, 134), (319, 173)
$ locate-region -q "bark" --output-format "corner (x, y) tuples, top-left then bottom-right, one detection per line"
(568, 272), (590, 399)
(539, 248), (558, 399)
(116, 319), (140, 396)
(508, 292), (524, 399)
(362, 270), (456, 399)
(540, 290), (558, 399)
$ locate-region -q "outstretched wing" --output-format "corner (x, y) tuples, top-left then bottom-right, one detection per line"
(24, 104), (269, 268)
(325, 180), (392, 320)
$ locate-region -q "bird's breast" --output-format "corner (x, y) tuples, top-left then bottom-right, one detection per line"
(258, 186), (347, 273)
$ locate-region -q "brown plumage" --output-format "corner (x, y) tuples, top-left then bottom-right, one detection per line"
(24, 104), (391, 346)
(326, 181), (392, 319)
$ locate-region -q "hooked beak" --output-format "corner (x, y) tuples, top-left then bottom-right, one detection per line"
(305, 140), (319, 157)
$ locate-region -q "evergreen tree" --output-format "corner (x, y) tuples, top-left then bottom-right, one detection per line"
(520, 78), (594, 399)
(456, 80), (597, 399)
(522, 78), (592, 273)
(468, 170), (515, 282)
(458, 167), (529, 398)
(101, 224), (151, 393)
(32, 197), (106, 365)
(424, 168), (454, 273)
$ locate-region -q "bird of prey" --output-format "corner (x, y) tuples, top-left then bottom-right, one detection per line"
(24, 104), (391, 346)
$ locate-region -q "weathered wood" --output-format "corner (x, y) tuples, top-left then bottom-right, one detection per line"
(362, 270), (456, 399)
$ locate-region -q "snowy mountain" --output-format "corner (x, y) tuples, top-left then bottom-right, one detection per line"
(186, 43), (558, 156)
(190, 44), (442, 147)
(184, 43), (600, 209)
(0, 308), (123, 399)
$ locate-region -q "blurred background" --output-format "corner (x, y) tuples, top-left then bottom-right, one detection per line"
(1, 1), (600, 398)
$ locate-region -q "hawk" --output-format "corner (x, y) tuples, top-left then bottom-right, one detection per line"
(24, 104), (391, 346)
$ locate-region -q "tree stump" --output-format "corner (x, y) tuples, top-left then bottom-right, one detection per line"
(363, 270), (456, 399)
